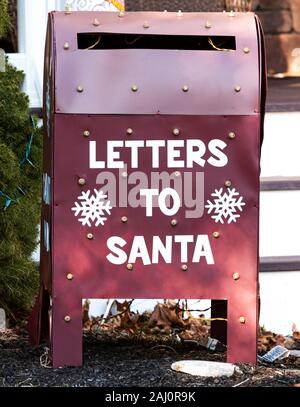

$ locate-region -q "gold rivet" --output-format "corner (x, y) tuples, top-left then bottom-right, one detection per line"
(228, 131), (236, 139)
(87, 233), (94, 240)
(67, 273), (74, 281)
(173, 128), (180, 136)
(177, 10), (183, 17)
(131, 85), (138, 92)
(78, 178), (86, 186)
(174, 171), (181, 177)
(182, 85), (189, 92)
(127, 263), (133, 270)
(243, 47), (250, 54)
(233, 272), (240, 281)
(121, 216), (128, 223)
(239, 316), (246, 324)
(63, 42), (70, 50)
(225, 180), (232, 188)
(65, 5), (72, 14)
(181, 264), (188, 271)
(83, 130), (90, 137)
(122, 171), (128, 178)
(64, 315), (71, 322)
(171, 219), (177, 226)
(119, 11), (125, 17)
(93, 18), (100, 26)
(143, 21), (150, 29)
(205, 21), (212, 29)
(77, 85), (84, 93)
(126, 128), (133, 135)
(235, 85), (241, 93)
(213, 231), (220, 239)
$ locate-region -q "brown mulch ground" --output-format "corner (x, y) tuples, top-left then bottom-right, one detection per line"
(0, 328), (300, 388)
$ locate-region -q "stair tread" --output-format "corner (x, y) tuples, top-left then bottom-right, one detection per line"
(267, 78), (300, 113)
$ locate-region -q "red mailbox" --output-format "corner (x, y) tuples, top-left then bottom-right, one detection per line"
(29, 10), (266, 367)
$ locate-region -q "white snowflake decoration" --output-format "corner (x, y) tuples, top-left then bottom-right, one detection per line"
(72, 189), (112, 227)
(205, 188), (245, 224)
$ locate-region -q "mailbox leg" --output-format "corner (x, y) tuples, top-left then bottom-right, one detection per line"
(227, 296), (258, 364)
(51, 296), (83, 368)
(211, 300), (227, 345)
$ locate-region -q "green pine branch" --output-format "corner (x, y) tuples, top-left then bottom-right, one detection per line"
(0, 59), (43, 319)
(0, 0), (11, 40)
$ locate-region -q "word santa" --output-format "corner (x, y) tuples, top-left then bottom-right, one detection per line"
(106, 234), (215, 266)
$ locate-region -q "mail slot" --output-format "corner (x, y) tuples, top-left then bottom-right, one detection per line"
(28, 10), (266, 368)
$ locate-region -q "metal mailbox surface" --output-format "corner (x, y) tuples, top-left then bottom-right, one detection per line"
(29, 11), (266, 368)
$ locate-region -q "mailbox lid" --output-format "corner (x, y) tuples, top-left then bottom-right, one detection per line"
(50, 11), (263, 116)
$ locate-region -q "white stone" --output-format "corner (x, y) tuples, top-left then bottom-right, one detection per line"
(171, 360), (237, 377)
(0, 308), (6, 330)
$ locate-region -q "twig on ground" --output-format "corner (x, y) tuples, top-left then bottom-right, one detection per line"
(232, 378), (250, 387)
(16, 377), (32, 387)
(151, 344), (178, 354)
(40, 347), (51, 368)
(276, 379), (291, 385)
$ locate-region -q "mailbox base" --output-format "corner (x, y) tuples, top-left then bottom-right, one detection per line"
(29, 295), (258, 368)
(211, 300), (227, 345)
(51, 296), (83, 368)
(227, 299), (258, 364)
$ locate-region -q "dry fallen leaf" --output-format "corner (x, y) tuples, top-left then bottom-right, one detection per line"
(82, 299), (91, 330)
(148, 302), (186, 333)
(180, 317), (209, 340)
(82, 299), (90, 322)
(292, 323), (300, 340)
(258, 331), (277, 353)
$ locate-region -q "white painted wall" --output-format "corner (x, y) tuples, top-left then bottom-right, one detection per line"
(259, 272), (300, 335)
(261, 112), (300, 177)
(260, 191), (300, 257)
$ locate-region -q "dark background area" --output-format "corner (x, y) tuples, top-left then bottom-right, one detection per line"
(0, 0), (17, 52)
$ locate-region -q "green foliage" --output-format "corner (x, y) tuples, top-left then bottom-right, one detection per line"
(0, 61), (42, 317)
(0, 0), (10, 40)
